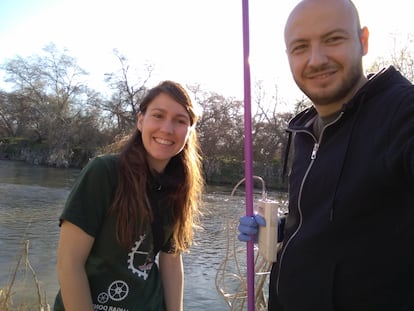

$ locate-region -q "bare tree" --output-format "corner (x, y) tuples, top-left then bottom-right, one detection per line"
(191, 87), (244, 160)
(102, 49), (153, 134)
(0, 43), (108, 166)
(1, 43), (90, 143)
(367, 33), (414, 82)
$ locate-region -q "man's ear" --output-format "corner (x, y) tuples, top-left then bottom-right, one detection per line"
(360, 26), (369, 56)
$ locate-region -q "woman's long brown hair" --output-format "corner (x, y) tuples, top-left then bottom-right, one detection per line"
(109, 80), (204, 252)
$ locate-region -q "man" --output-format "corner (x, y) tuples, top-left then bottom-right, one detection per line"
(238, 0), (414, 310)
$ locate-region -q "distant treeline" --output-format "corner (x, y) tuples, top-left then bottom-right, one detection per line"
(3, 40), (412, 190)
(0, 44), (307, 190)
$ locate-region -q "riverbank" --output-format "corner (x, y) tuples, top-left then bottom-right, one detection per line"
(0, 140), (288, 191)
(0, 138), (91, 169)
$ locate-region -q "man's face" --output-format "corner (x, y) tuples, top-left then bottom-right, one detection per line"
(284, 0), (368, 108)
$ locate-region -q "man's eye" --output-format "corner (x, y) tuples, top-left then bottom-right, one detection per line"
(326, 36), (344, 44)
(291, 44), (307, 54)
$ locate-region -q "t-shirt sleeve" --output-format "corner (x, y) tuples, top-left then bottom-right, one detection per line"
(160, 234), (175, 253)
(60, 155), (118, 237)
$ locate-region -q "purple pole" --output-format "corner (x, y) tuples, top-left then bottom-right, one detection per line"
(242, 0), (254, 310)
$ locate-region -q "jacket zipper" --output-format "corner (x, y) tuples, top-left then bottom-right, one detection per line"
(276, 112), (344, 296)
(276, 134), (317, 295)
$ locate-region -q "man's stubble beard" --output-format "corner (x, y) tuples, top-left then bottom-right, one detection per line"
(298, 62), (364, 107)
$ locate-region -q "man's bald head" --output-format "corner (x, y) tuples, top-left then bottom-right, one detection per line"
(285, 0), (362, 47)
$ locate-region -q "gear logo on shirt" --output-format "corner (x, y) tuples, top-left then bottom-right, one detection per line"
(127, 234), (154, 280)
(94, 280), (129, 309)
(108, 280), (129, 301)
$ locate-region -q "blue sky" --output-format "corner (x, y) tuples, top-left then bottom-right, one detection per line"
(0, 0), (412, 110)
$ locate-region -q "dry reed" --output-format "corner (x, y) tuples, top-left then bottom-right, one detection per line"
(0, 240), (50, 311)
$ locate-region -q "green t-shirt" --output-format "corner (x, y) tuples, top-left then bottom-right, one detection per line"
(54, 154), (175, 311)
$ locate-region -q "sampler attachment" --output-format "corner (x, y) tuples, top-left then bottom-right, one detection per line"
(256, 199), (279, 262)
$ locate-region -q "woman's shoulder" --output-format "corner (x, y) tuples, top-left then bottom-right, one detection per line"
(88, 153), (119, 167)
(81, 153), (120, 179)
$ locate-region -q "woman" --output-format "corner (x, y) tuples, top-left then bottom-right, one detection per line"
(54, 80), (204, 311)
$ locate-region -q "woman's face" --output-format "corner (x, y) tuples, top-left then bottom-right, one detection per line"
(137, 93), (192, 172)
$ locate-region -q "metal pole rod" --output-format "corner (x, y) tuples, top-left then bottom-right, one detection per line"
(242, 0), (254, 310)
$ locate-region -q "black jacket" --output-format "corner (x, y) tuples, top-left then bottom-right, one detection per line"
(269, 66), (414, 311)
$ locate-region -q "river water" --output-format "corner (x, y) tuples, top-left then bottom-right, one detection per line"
(0, 159), (286, 310)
